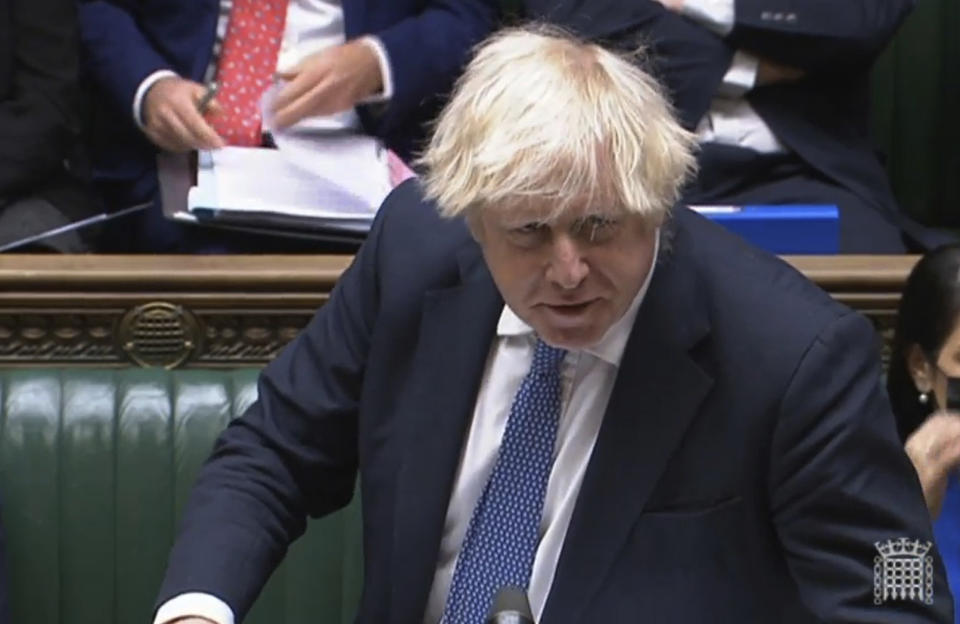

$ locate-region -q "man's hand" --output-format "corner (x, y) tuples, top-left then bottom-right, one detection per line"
(904, 412), (960, 519)
(650, 0), (685, 12)
(142, 76), (225, 152)
(272, 39), (383, 128)
(756, 58), (805, 85)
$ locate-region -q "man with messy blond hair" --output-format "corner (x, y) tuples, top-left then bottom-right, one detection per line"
(422, 26), (695, 225)
(153, 27), (950, 624)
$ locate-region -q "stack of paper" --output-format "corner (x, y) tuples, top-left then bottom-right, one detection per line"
(161, 82), (399, 243)
(185, 132), (392, 236)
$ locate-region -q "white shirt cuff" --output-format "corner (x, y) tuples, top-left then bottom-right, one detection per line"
(717, 50), (759, 98)
(682, 0), (735, 35)
(357, 35), (393, 103)
(153, 592), (235, 624)
(133, 69), (180, 129)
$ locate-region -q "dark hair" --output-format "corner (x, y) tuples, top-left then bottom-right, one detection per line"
(888, 244), (960, 442)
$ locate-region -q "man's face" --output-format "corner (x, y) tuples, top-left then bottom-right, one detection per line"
(471, 202), (658, 349)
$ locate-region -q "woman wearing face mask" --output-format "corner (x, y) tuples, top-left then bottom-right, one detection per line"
(888, 243), (960, 618)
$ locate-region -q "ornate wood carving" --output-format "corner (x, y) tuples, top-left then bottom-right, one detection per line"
(195, 312), (315, 366)
(0, 311), (120, 364)
(0, 254), (918, 369)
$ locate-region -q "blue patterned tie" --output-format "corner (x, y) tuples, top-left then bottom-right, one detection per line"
(442, 338), (567, 624)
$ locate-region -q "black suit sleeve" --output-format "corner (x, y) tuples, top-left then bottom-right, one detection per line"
(153, 194), (394, 621)
(729, 0), (915, 72)
(0, 0), (81, 197)
(526, 0), (735, 129)
(769, 311), (952, 622)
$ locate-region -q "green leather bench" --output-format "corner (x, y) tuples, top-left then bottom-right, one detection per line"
(0, 369), (363, 624)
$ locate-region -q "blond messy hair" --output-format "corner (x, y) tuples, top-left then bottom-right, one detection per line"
(419, 25), (697, 223)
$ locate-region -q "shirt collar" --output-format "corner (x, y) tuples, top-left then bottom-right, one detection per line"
(496, 229), (659, 367)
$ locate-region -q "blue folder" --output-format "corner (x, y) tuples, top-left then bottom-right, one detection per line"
(691, 204), (839, 254)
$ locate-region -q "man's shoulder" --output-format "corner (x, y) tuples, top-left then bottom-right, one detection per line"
(670, 207), (850, 339)
(370, 180), (475, 284)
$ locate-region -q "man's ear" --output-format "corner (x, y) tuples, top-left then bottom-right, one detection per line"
(465, 210), (485, 244)
(907, 343), (934, 393)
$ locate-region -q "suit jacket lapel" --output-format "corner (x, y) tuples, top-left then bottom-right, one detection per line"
(540, 242), (715, 623)
(389, 246), (503, 624)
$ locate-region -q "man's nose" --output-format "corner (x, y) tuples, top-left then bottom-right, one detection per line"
(545, 235), (589, 290)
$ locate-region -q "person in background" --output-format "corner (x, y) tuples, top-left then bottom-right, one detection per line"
(889, 243), (960, 622)
(151, 26), (949, 624)
(77, 0), (498, 252)
(524, 0), (946, 253)
(0, 0), (100, 252)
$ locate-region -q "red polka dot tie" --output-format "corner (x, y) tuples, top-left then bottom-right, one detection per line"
(210, 0), (288, 146)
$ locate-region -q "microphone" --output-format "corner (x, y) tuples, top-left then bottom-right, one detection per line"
(485, 586), (536, 624)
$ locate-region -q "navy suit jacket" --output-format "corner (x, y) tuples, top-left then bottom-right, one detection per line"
(77, 0), (497, 206)
(525, 0), (914, 235)
(157, 181), (952, 623)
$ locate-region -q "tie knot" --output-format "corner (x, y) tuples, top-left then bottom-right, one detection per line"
(532, 339), (567, 375)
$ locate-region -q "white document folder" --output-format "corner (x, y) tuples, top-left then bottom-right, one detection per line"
(160, 80), (396, 241)
(188, 135), (390, 224)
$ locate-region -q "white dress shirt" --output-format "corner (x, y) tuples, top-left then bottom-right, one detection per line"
(155, 235), (659, 624)
(682, 0), (786, 154)
(132, 0), (393, 132)
(423, 233), (660, 622)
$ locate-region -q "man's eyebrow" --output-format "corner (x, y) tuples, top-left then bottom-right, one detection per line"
(503, 216), (550, 228)
(572, 211), (620, 221)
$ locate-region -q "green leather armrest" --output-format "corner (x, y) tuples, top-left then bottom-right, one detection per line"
(0, 369), (362, 624)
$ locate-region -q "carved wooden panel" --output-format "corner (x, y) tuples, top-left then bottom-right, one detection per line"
(0, 255), (918, 369)
(0, 311), (120, 364)
(195, 312), (315, 366)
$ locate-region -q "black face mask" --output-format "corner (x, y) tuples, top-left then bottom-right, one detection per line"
(928, 356), (960, 411)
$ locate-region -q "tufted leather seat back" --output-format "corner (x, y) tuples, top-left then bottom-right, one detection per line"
(0, 369), (362, 624)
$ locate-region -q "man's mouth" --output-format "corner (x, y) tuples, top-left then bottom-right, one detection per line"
(541, 299), (597, 316)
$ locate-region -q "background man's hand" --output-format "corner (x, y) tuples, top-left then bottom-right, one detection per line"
(650, 0), (685, 12)
(142, 76), (225, 152)
(904, 412), (960, 519)
(272, 39), (383, 128)
(756, 57), (806, 85)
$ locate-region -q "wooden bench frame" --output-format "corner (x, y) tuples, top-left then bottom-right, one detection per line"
(0, 255), (917, 368)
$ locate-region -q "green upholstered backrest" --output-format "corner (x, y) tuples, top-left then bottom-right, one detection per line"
(872, 0), (960, 228)
(0, 369), (363, 624)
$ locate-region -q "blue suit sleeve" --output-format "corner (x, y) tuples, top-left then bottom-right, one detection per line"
(367, 0), (498, 140)
(525, 0), (735, 130)
(639, 8), (737, 129)
(153, 189), (396, 621)
(77, 0), (175, 120)
(769, 311), (953, 622)
(729, 0), (916, 72)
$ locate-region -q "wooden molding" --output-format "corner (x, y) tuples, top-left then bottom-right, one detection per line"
(0, 254), (918, 368)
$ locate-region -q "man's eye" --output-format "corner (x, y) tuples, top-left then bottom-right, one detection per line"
(514, 222), (547, 234)
(587, 215), (617, 228)
(575, 215), (620, 241)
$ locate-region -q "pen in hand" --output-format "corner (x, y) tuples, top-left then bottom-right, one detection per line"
(197, 82), (219, 114)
